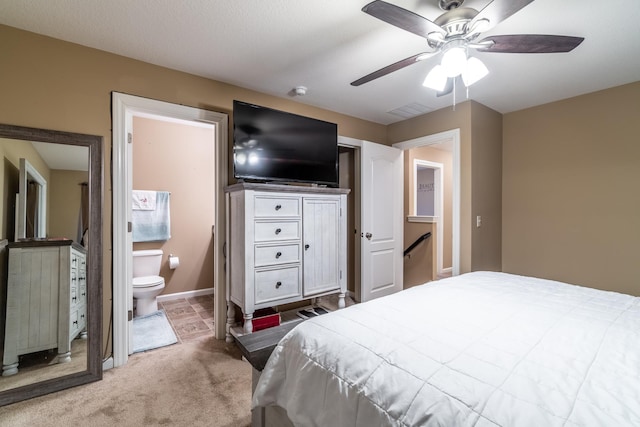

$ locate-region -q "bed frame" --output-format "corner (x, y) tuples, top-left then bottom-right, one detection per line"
(235, 320), (302, 427)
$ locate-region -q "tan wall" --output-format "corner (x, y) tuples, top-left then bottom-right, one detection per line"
(49, 169), (88, 240)
(503, 82), (640, 295)
(389, 102), (473, 273)
(403, 221), (436, 288)
(0, 24), (386, 356)
(390, 100), (502, 274)
(470, 102), (502, 271)
(132, 116), (215, 295)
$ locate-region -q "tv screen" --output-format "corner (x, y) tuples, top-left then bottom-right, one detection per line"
(233, 100), (338, 187)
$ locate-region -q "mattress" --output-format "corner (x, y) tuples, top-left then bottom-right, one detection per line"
(252, 271), (640, 426)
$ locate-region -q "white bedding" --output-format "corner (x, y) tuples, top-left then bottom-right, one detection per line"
(252, 272), (640, 426)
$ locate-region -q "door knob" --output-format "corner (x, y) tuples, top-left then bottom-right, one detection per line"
(365, 232), (372, 240)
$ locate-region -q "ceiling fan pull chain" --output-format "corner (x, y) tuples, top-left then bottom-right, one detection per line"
(453, 78), (456, 111)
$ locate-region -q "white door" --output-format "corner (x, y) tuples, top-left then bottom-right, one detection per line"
(360, 141), (403, 302)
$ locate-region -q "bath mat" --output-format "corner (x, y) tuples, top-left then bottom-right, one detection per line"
(132, 309), (178, 353)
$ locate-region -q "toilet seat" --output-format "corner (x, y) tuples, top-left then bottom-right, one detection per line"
(133, 275), (164, 288)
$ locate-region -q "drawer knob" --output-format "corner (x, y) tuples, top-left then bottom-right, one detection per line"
(275, 251), (282, 259)
(305, 244), (310, 250)
(275, 204), (282, 211)
(73, 320), (78, 326)
(276, 281), (282, 289)
(72, 297), (77, 302)
(275, 228), (282, 235)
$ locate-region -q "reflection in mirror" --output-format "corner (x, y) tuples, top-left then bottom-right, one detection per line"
(16, 157), (48, 240)
(0, 124), (102, 406)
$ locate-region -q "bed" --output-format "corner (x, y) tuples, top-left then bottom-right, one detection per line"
(252, 271), (640, 426)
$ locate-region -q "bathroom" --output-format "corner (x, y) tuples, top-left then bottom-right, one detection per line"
(131, 115), (216, 347)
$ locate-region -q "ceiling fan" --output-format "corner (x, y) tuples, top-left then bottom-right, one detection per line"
(351, 0), (584, 95)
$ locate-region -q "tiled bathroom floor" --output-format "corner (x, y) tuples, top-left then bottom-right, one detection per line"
(159, 294), (215, 343)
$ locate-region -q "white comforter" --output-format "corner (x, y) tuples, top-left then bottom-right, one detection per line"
(252, 272), (640, 427)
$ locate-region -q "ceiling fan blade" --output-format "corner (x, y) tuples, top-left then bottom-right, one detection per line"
(437, 78), (454, 97)
(476, 34), (585, 53)
(351, 52), (436, 86)
(470, 0), (535, 33)
(362, 0), (445, 39)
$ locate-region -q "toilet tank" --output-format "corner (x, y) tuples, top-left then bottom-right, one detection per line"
(132, 249), (163, 277)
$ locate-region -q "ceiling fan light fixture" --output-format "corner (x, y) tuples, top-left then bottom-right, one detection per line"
(441, 46), (467, 77)
(462, 56), (488, 87)
(423, 65), (448, 91)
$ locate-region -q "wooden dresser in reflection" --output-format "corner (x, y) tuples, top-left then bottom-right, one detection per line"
(2, 239), (87, 376)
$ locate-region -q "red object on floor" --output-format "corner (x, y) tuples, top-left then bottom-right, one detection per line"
(248, 308), (281, 332)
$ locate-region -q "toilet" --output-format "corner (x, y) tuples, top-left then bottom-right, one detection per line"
(132, 249), (165, 317)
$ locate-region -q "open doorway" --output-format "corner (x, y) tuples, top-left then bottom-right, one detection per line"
(393, 129), (460, 286)
(111, 93), (228, 368)
(338, 145), (359, 301)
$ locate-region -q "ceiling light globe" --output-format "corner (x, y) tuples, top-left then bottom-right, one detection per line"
(441, 47), (467, 77)
(422, 65), (448, 91)
(462, 57), (489, 87)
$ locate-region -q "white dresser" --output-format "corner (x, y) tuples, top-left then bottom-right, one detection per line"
(225, 183), (349, 338)
(2, 240), (87, 376)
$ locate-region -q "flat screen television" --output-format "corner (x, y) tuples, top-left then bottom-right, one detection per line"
(233, 100), (338, 187)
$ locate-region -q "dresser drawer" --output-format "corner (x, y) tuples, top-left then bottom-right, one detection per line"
(69, 309), (80, 336)
(254, 196), (300, 218)
(70, 285), (78, 306)
(254, 220), (300, 242)
(254, 266), (301, 304)
(70, 306), (87, 337)
(254, 243), (300, 267)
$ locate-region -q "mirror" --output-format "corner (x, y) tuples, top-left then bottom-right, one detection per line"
(0, 124), (102, 406)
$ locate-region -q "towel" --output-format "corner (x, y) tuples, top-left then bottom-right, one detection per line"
(132, 191), (171, 242)
(132, 190), (157, 210)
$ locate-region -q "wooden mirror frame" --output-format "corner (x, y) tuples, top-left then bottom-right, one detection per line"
(0, 123), (103, 406)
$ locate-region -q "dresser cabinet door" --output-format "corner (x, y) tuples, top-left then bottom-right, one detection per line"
(302, 197), (341, 296)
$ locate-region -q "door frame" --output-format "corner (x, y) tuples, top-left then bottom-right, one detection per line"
(393, 129), (460, 276)
(337, 136), (362, 301)
(111, 92), (228, 368)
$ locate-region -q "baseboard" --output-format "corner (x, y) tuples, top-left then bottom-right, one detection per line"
(157, 288), (214, 303)
(103, 356), (114, 371)
(441, 267), (452, 274)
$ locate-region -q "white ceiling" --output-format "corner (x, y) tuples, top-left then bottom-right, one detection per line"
(32, 141), (88, 171)
(1, 0), (639, 125)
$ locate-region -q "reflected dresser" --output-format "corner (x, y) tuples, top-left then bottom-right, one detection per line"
(2, 240), (87, 376)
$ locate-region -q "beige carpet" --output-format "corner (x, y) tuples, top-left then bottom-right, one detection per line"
(0, 337), (252, 426)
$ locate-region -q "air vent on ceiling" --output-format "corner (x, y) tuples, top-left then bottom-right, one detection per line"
(387, 102), (433, 119)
